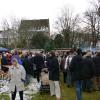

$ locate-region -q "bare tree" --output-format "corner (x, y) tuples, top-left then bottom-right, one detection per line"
(83, 0), (100, 48)
(10, 16), (21, 48)
(1, 17), (21, 48)
(85, 10), (97, 47)
(55, 7), (80, 48)
(1, 19), (10, 47)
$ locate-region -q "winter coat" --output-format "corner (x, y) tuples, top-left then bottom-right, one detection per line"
(47, 56), (59, 81)
(70, 55), (83, 81)
(70, 55), (94, 81)
(28, 56), (34, 75)
(82, 56), (94, 79)
(93, 56), (100, 76)
(8, 64), (26, 92)
(22, 56), (30, 75)
(34, 55), (44, 70)
(60, 58), (66, 72)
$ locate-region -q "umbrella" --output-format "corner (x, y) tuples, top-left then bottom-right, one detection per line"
(0, 47), (9, 52)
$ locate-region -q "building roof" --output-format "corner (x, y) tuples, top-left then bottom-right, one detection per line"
(19, 19), (50, 31)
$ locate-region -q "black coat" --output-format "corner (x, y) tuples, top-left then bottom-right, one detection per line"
(70, 55), (83, 81)
(82, 57), (94, 79)
(22, 56), (30, 74)
(93, 56), (100, 76)
(28, 57), (34, 75)
(28, 57), (34, 68)
(34, 55), (44, 70)
(47, 56), (59, 81)
(60, 58), (66, 72)
(70, 55), (94, 81)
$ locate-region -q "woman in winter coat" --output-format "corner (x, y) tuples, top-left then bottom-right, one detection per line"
(47, 51), (61, 100)
(7, 58), (26, 100)
(93, 51), (100, 90)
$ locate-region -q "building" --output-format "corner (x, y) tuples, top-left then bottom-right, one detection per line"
(19, 19), (50, 38)
(18, 19), (50, 48)
(0, 31), (3, 45)
(0, 29), (18, 47)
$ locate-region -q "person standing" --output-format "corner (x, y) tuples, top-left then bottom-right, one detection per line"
(28, 52), (34, 77)
(60, 55), (66, 83)
(64, 50), (75, 87)
(70, 49), (83, 100)
(34, 53), (44, 83)
(70, 49), (94, 100)
(47, 51), (61, 100)
(7, 58), (26, 100)
(93, 51), (100, 91)
(82, 52), (94, 92)
(22, 53), (30, 84)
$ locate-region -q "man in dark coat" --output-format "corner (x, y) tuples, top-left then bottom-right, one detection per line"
(34, 53), (44, 82)
(70, 49), (83, 100)
(70, 50), (95, 99)
(28, 53), (34, 76)
(82, 52), (94, 92)
(47, 51), (61, 100)
(93, 52), (100, 90)
(22, 54), (30, 84)
(22, 55), (30, 74)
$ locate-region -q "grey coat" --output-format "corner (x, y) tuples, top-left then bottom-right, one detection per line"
(8, 64), (26, 92)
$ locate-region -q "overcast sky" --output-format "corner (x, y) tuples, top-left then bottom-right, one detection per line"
(0, 0), (91, 31)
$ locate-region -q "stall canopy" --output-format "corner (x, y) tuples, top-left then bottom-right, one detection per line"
(0, 47), (9, 52)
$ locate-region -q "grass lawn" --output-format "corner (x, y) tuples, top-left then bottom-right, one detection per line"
(0, 94), (10, 100)
(32, 73), (100, 100)
(32, 84), (100, 100)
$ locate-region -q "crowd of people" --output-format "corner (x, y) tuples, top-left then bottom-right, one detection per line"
(0, 48), (100, 100)
(60, 49), (100, 100)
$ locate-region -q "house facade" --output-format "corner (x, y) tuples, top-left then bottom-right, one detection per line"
(19, 19), (50, 38)
(0, 29), (18, 47)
